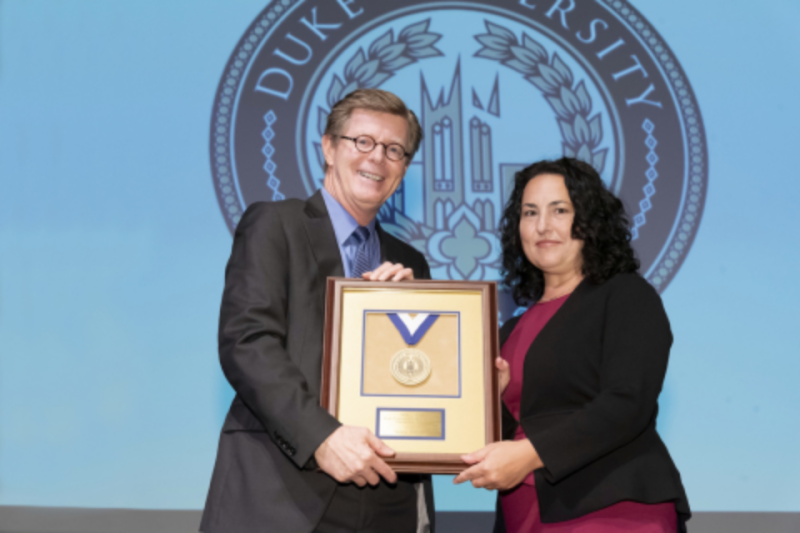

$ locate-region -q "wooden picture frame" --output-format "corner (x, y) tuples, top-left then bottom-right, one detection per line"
(321, 278), (501, 474)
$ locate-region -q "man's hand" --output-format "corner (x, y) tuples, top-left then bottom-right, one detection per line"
(362, 261), (414, 281)
(314, 425), (398, 486)
(453, 439), (543, 491)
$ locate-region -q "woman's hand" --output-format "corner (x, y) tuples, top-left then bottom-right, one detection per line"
(362, 261), (415, 281)
(496, 356), (510, 394)
(453, 439), (543, 491)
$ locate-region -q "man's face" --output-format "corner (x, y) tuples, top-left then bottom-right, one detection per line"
(322, 109), (410, 225)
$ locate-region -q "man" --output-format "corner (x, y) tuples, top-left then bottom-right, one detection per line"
(200, 89), (434, 533)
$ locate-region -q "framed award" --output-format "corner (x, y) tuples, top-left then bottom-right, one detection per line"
(321, 278), (501, 474)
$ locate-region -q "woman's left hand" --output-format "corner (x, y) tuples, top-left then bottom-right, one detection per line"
(496, 356), (510, 394)
(453, 439), (544, 491)
(362, 262), (414, 281)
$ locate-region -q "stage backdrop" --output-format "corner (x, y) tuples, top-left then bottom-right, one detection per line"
(1, 0), (799, 514)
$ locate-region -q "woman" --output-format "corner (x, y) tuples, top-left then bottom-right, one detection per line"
(454, 158), (690, 532)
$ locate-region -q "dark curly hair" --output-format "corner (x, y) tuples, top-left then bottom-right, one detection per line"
(499, 157), (639, 305)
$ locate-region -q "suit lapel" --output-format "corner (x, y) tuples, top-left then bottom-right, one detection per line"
(303, 190), (345, 279)
(377, 222), (390, 263)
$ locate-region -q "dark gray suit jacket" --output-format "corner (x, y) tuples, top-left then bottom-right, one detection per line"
(201, 191), (434, 533)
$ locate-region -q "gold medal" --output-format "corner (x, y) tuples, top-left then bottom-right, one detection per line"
(390, 348), (431, 386)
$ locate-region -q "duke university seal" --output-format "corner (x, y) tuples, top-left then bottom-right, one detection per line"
(210, 0), (707, 317)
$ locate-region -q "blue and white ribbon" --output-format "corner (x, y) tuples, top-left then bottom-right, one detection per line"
(387, 313), (439, 345)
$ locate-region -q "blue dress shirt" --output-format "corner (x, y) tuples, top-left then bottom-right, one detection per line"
(320, 187), (381, 277)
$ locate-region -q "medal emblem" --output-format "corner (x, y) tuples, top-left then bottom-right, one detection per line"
(386, 313), (439, 386)
(390, 348), (432, 386)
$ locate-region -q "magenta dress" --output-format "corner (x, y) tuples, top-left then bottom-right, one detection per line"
(499, 294), (677, 533)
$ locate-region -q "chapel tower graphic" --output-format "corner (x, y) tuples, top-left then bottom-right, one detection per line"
(416, 61), (497, 232)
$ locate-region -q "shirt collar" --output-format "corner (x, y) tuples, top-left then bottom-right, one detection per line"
(320, 187), (376, 246)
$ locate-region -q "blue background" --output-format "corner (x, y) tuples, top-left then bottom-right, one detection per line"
(1, 0), (799, 512)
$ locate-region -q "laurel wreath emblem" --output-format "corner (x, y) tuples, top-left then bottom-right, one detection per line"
(311, 19), (609, 280)
(473, 21), (607, 172)
(312, 19), (443, 171)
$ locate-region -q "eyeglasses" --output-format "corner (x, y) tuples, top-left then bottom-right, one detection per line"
(336, 135), (409, 162)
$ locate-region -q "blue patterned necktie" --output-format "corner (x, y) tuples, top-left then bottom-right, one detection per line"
(350, 226), (373, 278)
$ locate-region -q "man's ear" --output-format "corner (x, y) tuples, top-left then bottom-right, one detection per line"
(321, 134), (335, 168)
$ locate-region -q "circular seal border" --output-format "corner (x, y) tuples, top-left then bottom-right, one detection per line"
(210, 0), (303, 229)
(599, 0), (708, 290)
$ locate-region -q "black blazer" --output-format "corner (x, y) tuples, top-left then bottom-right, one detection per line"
(200, 191), (434, 533)
(494, 273), (690, 532)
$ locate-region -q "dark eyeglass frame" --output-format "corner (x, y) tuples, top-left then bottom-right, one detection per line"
(335, 135), (410, 162)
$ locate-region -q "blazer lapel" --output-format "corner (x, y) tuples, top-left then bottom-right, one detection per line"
(376, 221), (390, 263)
(520, 278), (592, 393)
(527, 278), (590, 346)
(303, 190), (345, 280)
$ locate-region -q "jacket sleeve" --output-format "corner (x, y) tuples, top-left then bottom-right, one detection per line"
(499, 316), (522, 441)
(523, 275), (673, 483)
(418, 253), (431, 281)
(218, 203), (341, 469)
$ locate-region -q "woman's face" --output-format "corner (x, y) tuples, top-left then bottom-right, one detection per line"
(519, 173), (584, 277)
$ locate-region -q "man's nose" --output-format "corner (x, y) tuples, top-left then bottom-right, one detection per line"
(368, 143), (388, 163)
